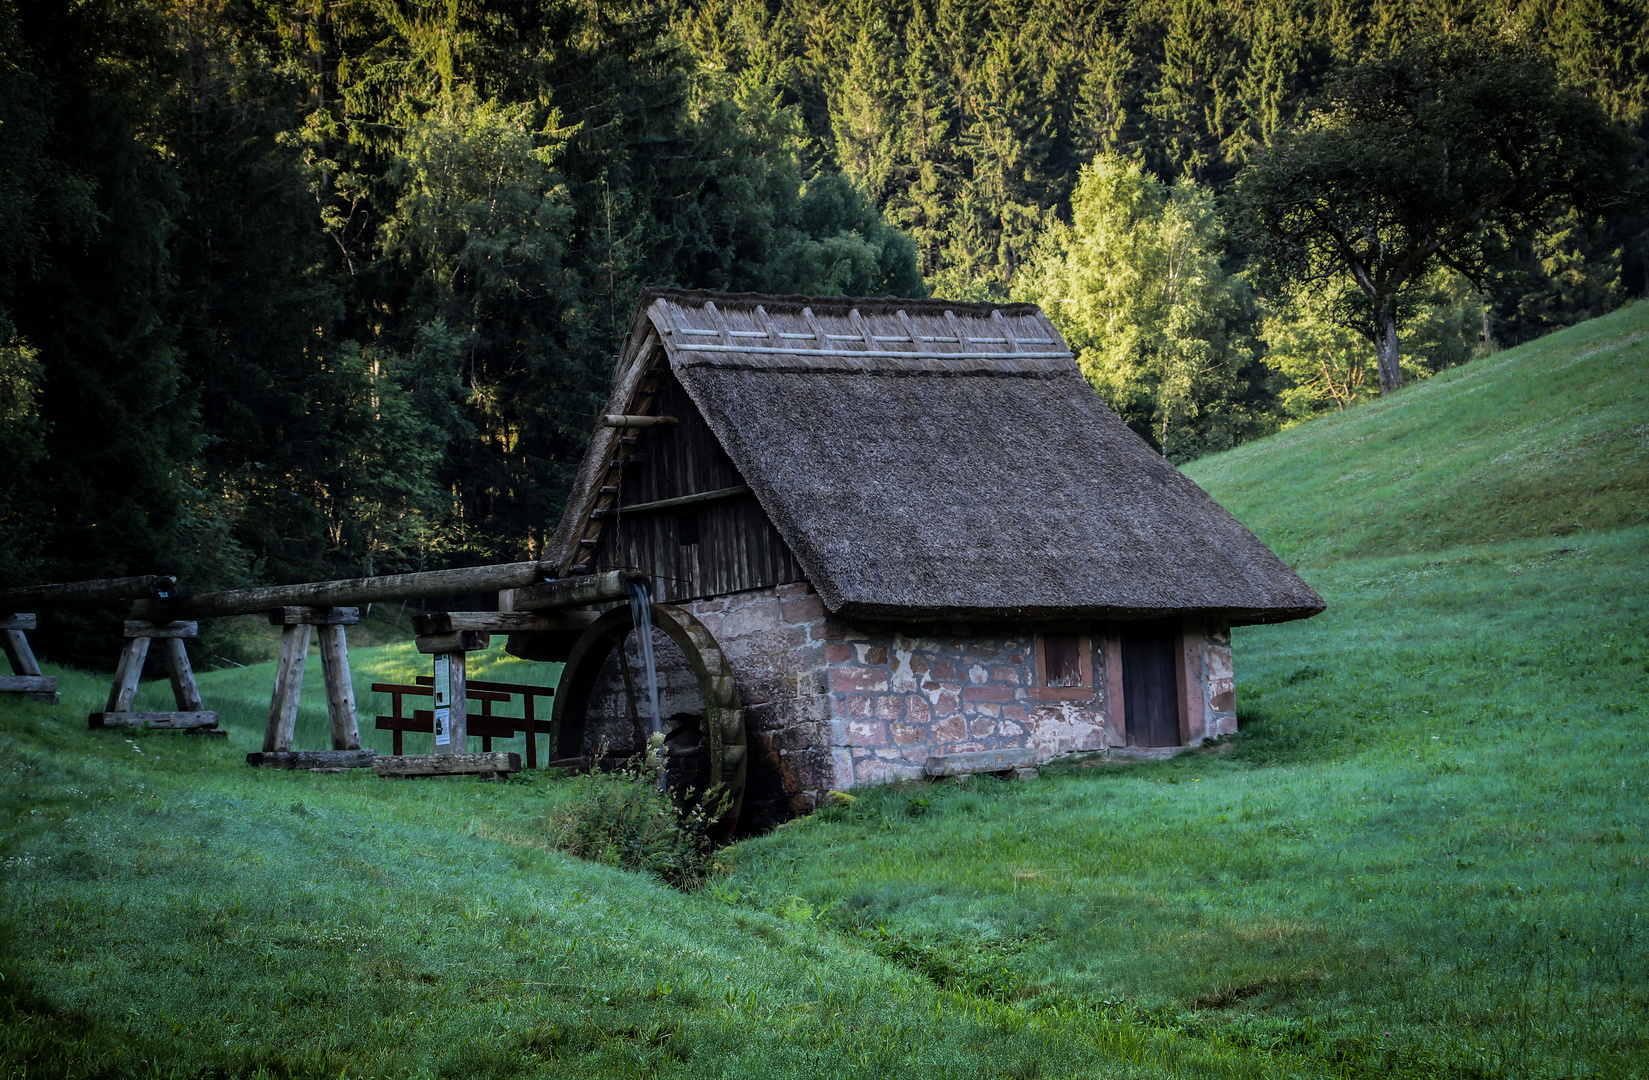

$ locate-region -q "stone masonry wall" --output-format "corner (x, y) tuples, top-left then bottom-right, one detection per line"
(585, 582), (1238, 826)
(682, 583), (1113, 813)
(1202, 622), (1238, 738)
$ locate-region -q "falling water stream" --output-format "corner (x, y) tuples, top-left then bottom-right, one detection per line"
(625, 580), (663, 739)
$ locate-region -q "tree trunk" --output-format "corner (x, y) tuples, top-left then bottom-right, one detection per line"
(1375, 299), (1403, 395)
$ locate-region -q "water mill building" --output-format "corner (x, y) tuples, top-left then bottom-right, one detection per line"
(525, 289), (1324, 829)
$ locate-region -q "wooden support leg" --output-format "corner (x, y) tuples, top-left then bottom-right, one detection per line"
(2, 629), (43, 676)
(107, 638), (151, 713)
(450, 652), (467, 753)
(317, 624), (361, 751)
(264, 624), (311, 753)
(159, 638), (205, 712)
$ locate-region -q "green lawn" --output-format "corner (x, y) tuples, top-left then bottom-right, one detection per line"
(2, 304), (1646, 1078)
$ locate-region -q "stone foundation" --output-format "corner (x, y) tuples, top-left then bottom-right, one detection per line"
(582, 583), (1239, 828)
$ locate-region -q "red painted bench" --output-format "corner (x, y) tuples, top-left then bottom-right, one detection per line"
(371, 677), (555, 767)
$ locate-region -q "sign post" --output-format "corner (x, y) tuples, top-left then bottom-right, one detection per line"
(431, 652), (466, 754)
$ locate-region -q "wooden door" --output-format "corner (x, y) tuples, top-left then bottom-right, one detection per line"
(1122, 625), (1181, 747)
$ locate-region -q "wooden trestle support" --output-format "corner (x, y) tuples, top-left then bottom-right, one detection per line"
(0, 614), (58, 703)
(89, 620), (221, 734)
(245, 606), (371, 769)
(0, 577), (178, 708)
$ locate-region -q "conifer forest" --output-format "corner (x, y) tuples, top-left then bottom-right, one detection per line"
(1, 0), (1644, 663)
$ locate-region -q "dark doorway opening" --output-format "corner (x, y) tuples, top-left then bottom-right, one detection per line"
(1122, 623), (1181, 747)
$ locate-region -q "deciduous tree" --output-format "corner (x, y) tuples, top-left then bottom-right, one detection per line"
(1235, 35), (1637, 394)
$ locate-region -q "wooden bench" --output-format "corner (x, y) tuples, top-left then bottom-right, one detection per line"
(372, 677), (554, 766)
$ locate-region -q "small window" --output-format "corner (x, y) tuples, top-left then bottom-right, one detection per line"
(677, 511), (700, 547)
(1043, 632), (1082, 686)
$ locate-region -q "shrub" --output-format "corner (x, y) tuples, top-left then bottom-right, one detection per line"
(546, 734), (727, 889)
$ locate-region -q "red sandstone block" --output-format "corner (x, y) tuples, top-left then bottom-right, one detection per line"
(829, 666), (887, 693)
(889, 721), (925, 745)
(910, 656), (930, 677)
(821, 619), (847, 641)
(847, 695), (875, 719)
(1003, 705), (1029, 723)
(772, 725), (820, 751)
(970, 718), (996, 738)
(963, 685), (1014, 703)
(863, 644), (888, 665)
(929, 659), (959, 681)
(874, 695), (904, 721)
(1007, 653), (1024, 665)
(931, 686), (960, 717)
(721, 599), (783, 639)
(932, 713), (967, 743)
(991, 666), (1021, 684)
(905, 695), (932, 723)
(846, 720), (889, 747)
(781, 593), (826, 624)
(1211, 689), (1235, 712)
(825, 642), (852, 664)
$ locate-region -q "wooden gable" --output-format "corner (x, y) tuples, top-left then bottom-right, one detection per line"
(589, 370), (803, 603)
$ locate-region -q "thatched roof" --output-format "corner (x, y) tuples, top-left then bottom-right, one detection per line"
(547, 289), (1324, 625)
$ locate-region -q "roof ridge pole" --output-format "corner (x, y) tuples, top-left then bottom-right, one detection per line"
(991, 309), (1021, 352)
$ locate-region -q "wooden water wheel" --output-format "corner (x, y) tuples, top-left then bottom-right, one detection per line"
(549, 603), (746, 831)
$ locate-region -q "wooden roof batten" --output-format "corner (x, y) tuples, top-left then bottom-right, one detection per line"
(642, 292), (1070, 369)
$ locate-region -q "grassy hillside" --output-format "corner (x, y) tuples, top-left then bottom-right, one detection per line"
(3, 306), (1646, 1079)
(1190, 302), (1648, 564)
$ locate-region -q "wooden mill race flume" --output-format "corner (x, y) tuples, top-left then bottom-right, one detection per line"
(0, 561), (750, 828)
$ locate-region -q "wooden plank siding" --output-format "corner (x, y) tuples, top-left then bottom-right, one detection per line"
(593, 371), (803, 603)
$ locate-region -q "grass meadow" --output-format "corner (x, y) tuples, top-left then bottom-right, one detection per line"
(1, 303), (1645, 1078)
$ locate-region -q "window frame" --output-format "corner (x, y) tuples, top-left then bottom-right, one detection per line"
(1031, 626), (1096, 702)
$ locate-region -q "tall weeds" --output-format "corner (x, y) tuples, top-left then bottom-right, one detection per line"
(546, 733), (728, 890)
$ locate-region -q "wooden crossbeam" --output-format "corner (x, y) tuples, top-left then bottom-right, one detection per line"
(600, 414), (678, 428)
(90, 711), (222, 731)
(411, 610), (598, 635)
(246, 750), (376, 770)
(1, 675), (58, 694)
(123, 620), (197, 638)
(372, 752), (521, 778)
